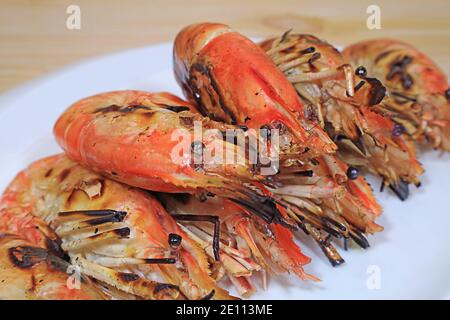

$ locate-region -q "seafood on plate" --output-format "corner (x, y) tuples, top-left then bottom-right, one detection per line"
(0, 154), (238, 300)
(158, 193), (317, 297)
(261, 33), (424, 199)
(0, 154), (319, 299)
(0, 233), (108, 300)
(343, 38), (450, 152)
(173, 22), (337, 160)
(173, 22), (383, 265)
(54, 90), (290, 227)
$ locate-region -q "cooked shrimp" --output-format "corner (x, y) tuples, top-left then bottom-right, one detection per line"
(0, 233), (107, 300)
(54, 90), (290, 226)
(0, 154), (235, 300)
(262, 33), (424, 198)
(343, 38), (450, 152)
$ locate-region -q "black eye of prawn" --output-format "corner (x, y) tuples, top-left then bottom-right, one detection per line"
(445, 88), (450, 100)
(392, 123), (406, 137)
(346, 166), (359, 180)
(168, 233), (182, 248)
(355, 66), (367, 77)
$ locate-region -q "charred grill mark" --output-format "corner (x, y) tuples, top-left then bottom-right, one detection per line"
(165, 106), (191, 113)
(190, 63), (238, 125)
(401, 74), (413, 89)
(141, 112), (155, 119)
(118, 272), (140, 282)
(374, 49), (394, 64)
(113, 227), (131, 238)
(387, 55), (414, 90)
(188, 79), (210, 117)
(308, 52), (321, 66)
(44, 168), (53, 178)
(44, 237), (66, 260)
(85, 211), (127, 226)
(94, 104), (152, 114)
(58, 168), (71, 182)
(179, 116), (194, 127)
(295, 170), (314, 177)
(391, 91), (417, 102)
(121, 105), (152, 112)
(94, 104), (122, 113)
(46, 254), (73, 273)
(59, 209), (125, 217)
(153, 283), (179, 295)
(9, 246), (48, 269)
(300, 46), (315, 55)
(172, 214), (221, 261)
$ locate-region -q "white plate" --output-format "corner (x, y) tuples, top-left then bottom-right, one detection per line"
(1, 43), (450, 300)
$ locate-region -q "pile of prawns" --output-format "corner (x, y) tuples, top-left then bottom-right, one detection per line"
(1, 23), (449, 300)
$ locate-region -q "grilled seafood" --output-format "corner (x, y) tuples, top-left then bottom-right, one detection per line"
(173, 22), (383, 265)
(0, 154), (236, 300)
(343, 38), (450, 152)
(261, 33), (424, 196)
(54, 90), (288, 226)
(173, 22), (336, 160)
(0, 233), (107, 300)
(158, 193), (317, 297)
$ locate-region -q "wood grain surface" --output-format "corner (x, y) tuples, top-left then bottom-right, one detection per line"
(1, 0), (449, 92)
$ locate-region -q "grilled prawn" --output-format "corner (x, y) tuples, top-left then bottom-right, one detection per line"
(54, 90), (287, 226)
(0, 154), (236, 300)
(173, 22), (383, 265)
(158, 194), (317, 297)
(0, 233), (108, 300)
(261, 33), (424, 198)
(173, 22), (336, 160)
(343, 39), (450, 152)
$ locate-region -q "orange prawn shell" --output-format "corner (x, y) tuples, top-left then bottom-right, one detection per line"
(343, 38), (449, 95)
(174, 22), (336, 155)
(1, 154), (234, 300)
(54, 90), (257, 194)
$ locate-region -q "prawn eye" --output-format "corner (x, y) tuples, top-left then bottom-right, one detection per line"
(346, 166), (359, 180)
(355, 66), (367, 77)
(445, 88), (450, 100)
(168, 233), (182, 248)
(392, 123), (406, 137)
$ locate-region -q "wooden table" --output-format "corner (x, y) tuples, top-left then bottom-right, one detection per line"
(1, 0), (449, 93)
